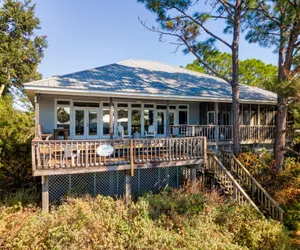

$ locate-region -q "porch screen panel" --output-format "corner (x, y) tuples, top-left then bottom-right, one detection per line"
(251, 104), (258, 125)
(260, 105), (267, 125)
(243, 104), (251, 125)
(131, 110), (141, 135)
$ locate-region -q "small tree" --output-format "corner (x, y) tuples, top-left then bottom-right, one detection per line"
(0, 0), (47, 96)
(138, 0), (253, 155)
(245, 0), (300, 171)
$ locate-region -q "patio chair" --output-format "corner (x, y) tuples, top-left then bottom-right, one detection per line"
(145, 125), (156, 138)
(37, 125), (52, 140)
(118, 124), (130, 139)
(62, 145), (80, 165)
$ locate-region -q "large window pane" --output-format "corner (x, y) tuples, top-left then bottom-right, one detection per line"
(117, 109), (128, 135)
(75, 110), (84, 136)
(144, 110), (154, 133)
(131, 110), (141, 135)
(260, 105), (266, 125)
(103, 109), (110, 136)
(57, 107), (70, 135)
(88, 111), (98, 136)
(179, 111), (188, 125)
(157, 111), (165, 135)
(251, 105), (258, 125)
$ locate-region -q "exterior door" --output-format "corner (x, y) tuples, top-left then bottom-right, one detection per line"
(74, 107), (99, 139)
(156, 110), (166, 137)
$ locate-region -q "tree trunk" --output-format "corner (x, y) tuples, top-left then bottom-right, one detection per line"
(232, 84), (240, 155)
(274, 95), (288, 171)
(231, 0), (241, 155)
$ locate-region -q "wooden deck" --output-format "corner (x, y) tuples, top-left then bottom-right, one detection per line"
(32, 137), (206, 176)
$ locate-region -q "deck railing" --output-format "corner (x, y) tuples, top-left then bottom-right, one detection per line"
(32, 137), (206, 176)
(171, 125), (293, 143)
(207, 152), (260, 212)
(222, 151), (284, 221)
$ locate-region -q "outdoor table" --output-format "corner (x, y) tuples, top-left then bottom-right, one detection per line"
(53, 128), (69, 140)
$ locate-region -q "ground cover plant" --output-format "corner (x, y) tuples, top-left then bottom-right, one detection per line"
(0, 182), (291, 250)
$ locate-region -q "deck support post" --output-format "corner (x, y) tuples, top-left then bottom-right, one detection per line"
(215, 102), (219, 152)
(125, 170), (131, 204)
(191, 168), (197, 181)
(34, 94), (40, 138)
(41, 175), (49, 212)
(166, 100), (170, 138)
(109, 97), (114, 139)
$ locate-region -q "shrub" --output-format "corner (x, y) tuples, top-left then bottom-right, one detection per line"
(0, 97), (37, 197)
(0, 183), (291, 250)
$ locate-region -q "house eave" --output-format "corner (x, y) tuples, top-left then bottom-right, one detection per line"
(24, 86), (277, 105)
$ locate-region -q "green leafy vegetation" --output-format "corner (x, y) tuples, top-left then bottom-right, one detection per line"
(0, 183), (291, 250)
(0, 97), (36, 196)
(237, 151), (300, 231)
(186, 52), (277, 89)
(0, 0), (47, 96)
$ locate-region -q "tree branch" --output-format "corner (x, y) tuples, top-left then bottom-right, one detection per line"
(138, 18), (231, 83)
(256, 0), (280, 24)
(173, 6), (233, 49)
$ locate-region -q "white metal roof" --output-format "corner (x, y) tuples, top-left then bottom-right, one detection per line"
(24, 59), (277, 103)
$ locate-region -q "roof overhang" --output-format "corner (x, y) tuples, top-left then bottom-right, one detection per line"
(24, 86), (278, 105)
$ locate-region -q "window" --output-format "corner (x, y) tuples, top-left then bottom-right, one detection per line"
(157, 105), (166, 109)
(144, 110), (154, 132)
(207, 111), (215, 125)
(117, 108), (128, 135)
(73, 102), (99, 107)
(179, 105), (188, 110)
(131, 110), (141, 135)
(144, 104), (154, 108)
(56, 100), (71, 136)
(131, 104), (141, 108)
(103, 108), (111, 136)
(179, 110), (188, 125)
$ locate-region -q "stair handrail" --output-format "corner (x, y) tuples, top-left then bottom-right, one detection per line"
(222, 151), (284, 221)
(207, 152), (261, 213)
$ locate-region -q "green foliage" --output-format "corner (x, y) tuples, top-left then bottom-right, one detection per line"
(0, 0), (47, 95)
(238, 151), (300, 231)
(0, 183), (291, 249)
(0, 97), (36, 194)
(186, 52), (278, 89)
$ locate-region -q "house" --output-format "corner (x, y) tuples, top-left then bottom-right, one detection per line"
(24, 59), (284, 211)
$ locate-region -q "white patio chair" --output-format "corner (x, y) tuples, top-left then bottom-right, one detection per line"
(145, 125), (156, 138)
(63, 145), (80, 165)
(118, 124), (130, 139)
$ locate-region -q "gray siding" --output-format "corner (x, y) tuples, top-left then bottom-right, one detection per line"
(39, 95), (55, 134)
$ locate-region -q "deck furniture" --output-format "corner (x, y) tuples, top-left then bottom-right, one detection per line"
(145, 125), (156, 138)
(118, 125), (131, 139)
(38, 125), (52, 140)
(53, 128), (69, 140)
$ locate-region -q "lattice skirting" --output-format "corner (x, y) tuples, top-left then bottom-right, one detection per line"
(49, 166), (190, 203)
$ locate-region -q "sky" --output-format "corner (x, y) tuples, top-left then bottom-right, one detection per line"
(34, 0), (278, 79)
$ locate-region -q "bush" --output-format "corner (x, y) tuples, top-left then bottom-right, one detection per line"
(237, 151), (300, 231)
(0, 183), (291, 250)
(0, 97), (37, 197)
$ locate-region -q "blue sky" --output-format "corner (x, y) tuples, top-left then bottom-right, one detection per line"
(34, 0), (278, 79)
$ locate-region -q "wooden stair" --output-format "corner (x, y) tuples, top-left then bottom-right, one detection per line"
(221, 151), (284, 221)
(206, 152), (261, 214)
